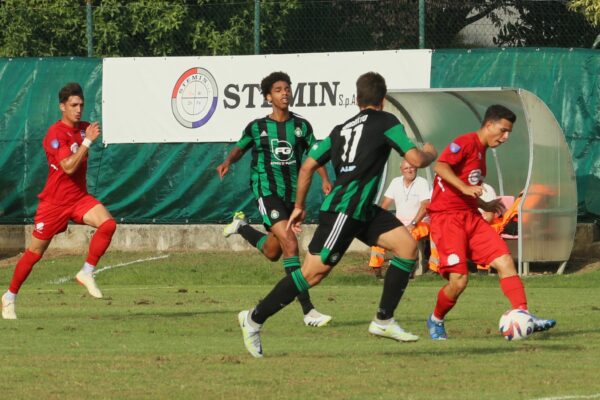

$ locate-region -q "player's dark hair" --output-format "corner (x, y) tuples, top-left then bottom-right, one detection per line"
(356, 72), (387, 107)
(59, 82), (84, 103)
(260, 72), (291, 99)
(482, 105), (516, 126)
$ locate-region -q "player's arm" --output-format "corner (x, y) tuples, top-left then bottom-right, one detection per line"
(383, 122), (437, 168)
(59, 122), (100, 175)
(287, 157), (320, 233)
(434, 161), (483, 198)
(404, 144), (437, 168)
(315, 166), (332, 195)
(477, 197), (505, 218)
(216, 146), (246, 180)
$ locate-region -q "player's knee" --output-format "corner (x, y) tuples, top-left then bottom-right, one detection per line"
(449, 272), (469, 294)
(98, 219), (117, 236)
(263, 247), (282, 262)
(279, 237), (298, 256)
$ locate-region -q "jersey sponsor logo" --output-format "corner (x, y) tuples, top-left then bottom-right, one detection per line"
(339, 165), (356, 173)
(50, 139), (60, 149)
(450, 142), (461, 153)
(171, 67), (218, 129)
(468, 169), (483, 185)
(35, 222), (44, 232)
(70, 143), (79, 153)
(294, 127), (303, 137)
(80, 129), (86, 139)
(270, 139), (293, 162)
(447, 253), (460, 265)
(270, 209), (280, 220)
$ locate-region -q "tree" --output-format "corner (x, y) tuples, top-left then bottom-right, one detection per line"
(0, 0), (300, 57)
(568, 0), (600, 26)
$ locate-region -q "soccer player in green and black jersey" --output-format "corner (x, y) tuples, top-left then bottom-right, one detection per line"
(217, 71), (333, 328)
(237, 72), (438, 358)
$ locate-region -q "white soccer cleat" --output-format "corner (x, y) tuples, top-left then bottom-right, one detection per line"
(303, 309), (333, 327)
(1, 293), (17, 320)
(75, 271), (103, 299)
(223, 211), (247, 238)
(369, 319), (419, 342)
(238, 310), (263, 358)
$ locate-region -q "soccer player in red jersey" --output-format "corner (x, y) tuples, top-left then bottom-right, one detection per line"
(426, 104), (555, 339)
(1, 83), (116, 320)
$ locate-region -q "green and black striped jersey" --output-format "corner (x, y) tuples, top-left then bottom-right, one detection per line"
(236, 112), (316, 202)
(309, 109), (416, 221)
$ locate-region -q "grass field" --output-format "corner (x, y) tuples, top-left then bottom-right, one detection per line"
(1, 250), (599, 400)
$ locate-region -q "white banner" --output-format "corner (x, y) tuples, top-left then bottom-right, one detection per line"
(102, 50), (431, 144)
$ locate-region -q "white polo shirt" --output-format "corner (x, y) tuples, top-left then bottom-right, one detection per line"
(383, 176), (431, 226)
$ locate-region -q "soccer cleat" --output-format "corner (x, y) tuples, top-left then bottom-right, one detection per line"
(223, 211), (247, 238)
(368, 319), (419, 342)
(238, 310), (263, 358)
(427, 314), (448, 340)
(303, 309), (333, 327)
(75, 271), (103, 299)
(530, 314), (556, 332)
(1, 293), (17, 320)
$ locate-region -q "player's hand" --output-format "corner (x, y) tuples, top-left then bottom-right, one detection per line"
(422, 142), (438, 159)
(286, 207), (306, 234)
(85, 122), (101, 142)
(483, 198), (506, 215)
(216, 163), (229, 180)
(461, 185), (483, 198)
(322, 180), (332, 195)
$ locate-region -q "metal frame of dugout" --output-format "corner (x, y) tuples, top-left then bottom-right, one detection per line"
(380, 88), (577, 276)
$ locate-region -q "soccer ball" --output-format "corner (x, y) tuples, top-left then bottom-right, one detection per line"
(499, 309), (534, 341)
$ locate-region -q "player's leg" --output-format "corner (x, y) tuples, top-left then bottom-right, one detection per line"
(223, 210), (283, 260)
(484, 242), (556, 332)
(74, 198), (116, 299)
(2, 236), (51, 320)
(367, 209), (419, 341)
(269, 219), (330, 326)
(427, 212), (470, 339)
(239, 253), (332, 358)
(238, 211), (353, 357)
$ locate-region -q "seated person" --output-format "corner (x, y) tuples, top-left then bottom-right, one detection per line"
(369, 160), (431, 276)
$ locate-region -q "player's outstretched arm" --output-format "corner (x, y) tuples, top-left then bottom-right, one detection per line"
(216, 147), (245, 180)
(434, 161), (483, 198)
(404, 143), (437, 169)
(59, 122), (100, 175)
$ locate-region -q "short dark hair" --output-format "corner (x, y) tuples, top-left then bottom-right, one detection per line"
(356, 72), (387, 107)
(260, 72), (291, 99)
(482, 104), (516, 126)
(59, 82), (84, 103)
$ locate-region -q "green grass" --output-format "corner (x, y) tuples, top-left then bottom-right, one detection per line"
(1, 251), (600, 399)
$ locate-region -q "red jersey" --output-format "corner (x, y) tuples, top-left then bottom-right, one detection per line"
(38, 120), (90, 205)
(428, 132), (486, 213)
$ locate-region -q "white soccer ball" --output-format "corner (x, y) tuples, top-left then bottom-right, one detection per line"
(499, 309), (534, 341)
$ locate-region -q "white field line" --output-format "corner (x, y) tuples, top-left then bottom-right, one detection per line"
(532, 394), (600, 400)
(49, 255), (170, 284)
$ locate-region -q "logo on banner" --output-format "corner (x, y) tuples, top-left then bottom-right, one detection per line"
(171, 67), (218, 129)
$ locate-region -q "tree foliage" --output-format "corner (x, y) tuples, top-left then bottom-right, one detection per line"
(568, 0), (600, 26)
(0, 0), (300, 57)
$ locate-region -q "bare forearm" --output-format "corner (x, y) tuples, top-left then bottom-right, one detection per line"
(60, 146), (89, 175)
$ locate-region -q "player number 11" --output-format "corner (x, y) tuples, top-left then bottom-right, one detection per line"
(340, 124), (364, 163)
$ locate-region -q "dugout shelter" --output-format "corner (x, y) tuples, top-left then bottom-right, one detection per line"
(381, 88), (577, 275)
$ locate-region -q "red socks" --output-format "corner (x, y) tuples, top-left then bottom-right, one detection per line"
(433, 286), (457, 320)
(500, 275), (528, 310)
(85, 219), (116, 267)
(9, 250), (42, 294)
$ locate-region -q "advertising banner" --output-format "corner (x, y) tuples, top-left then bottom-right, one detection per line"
(102, 50), (432, 143)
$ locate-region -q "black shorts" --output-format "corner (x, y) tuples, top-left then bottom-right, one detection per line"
(308, 206), (402, 266)
(257, 195), (294, 230)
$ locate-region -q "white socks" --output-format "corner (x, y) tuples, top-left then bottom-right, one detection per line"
(82, 262), (95, 275)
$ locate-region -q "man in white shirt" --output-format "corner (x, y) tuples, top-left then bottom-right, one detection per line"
(369, 160), (431, 276)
